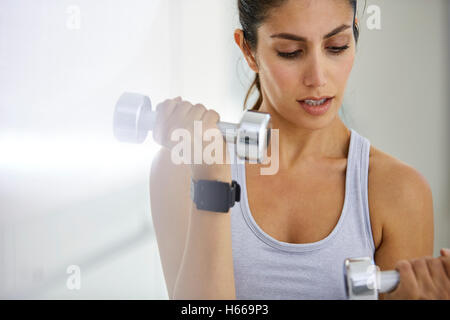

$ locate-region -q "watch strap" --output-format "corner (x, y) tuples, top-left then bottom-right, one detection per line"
(190, 178), (240, 213)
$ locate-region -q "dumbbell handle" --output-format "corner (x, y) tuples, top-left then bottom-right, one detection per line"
(378, 270), (400, 293)
(349, 269), (400, 295)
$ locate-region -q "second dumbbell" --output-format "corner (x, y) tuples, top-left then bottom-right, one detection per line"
(344, 257), (400, 300)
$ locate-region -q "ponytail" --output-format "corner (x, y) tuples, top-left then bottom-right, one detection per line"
(243, 73), (263, 111)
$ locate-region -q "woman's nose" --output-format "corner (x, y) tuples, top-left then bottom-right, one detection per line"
(303, 52), (327, 88)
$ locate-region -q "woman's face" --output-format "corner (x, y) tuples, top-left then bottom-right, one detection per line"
(253, 0), (356, 130)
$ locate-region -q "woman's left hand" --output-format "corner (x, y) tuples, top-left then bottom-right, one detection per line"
(385, 248), (450, 300)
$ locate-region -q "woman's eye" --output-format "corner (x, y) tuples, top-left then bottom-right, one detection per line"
(327, 45), (350, 54)
(277, 45), (350, 59)
(277, 50), (302, 59)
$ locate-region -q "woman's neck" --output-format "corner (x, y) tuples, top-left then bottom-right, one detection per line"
(259, 102), (351, 172)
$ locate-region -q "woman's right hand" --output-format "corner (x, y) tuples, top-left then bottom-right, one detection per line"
(152, 97), (231, 182)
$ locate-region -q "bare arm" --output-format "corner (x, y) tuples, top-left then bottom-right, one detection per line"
(151, 148), (236, 299)
(149, 95), (237, 299)
(150, 148), (191, 298)
(172, 164), (236, 299)
(373, 163), (434, 267)
(369, 157), (434, 298)
(173, 201), (236, 299)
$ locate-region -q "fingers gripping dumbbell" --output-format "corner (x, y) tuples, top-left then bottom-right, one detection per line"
(113, 92), (272, 163)
(344, 257), (400, 300)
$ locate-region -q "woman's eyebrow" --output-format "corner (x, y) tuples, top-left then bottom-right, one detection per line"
(270, 24), (352, 42)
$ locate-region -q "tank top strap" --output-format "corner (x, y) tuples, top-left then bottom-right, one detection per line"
(348, 128), (375, 252)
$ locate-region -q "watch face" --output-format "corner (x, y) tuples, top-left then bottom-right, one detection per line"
(194, 180), (231, 213)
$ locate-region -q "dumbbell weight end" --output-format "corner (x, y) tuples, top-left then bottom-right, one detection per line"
(345, 257), (401, 299)
(113, 92), (156, 143)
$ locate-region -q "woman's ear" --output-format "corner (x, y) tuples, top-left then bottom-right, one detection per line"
(234, 29), (259, 73)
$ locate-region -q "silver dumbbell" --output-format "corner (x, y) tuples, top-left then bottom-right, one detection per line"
(113, 92), (272, 163)
(344, 257), (400, 300)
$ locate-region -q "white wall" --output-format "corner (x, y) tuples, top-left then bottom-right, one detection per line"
(0, 0), (448, 299)
(0, 0), (171, 299)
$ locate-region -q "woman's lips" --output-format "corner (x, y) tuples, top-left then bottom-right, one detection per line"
(297, 97), (333, 116)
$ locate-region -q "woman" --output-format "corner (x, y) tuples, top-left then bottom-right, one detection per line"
(150, 0), (450, 299)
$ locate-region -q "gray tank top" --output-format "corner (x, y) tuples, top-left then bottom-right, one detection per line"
(227, 128), (376, 299)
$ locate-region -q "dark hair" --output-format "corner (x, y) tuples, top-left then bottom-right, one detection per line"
(238, 0), (360, 111)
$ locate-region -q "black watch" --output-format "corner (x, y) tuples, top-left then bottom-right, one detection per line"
(190, 178), (241, 213)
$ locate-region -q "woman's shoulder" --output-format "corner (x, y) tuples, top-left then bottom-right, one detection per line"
(367, 145), (433, 249)
(368, 145), (431, 198)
